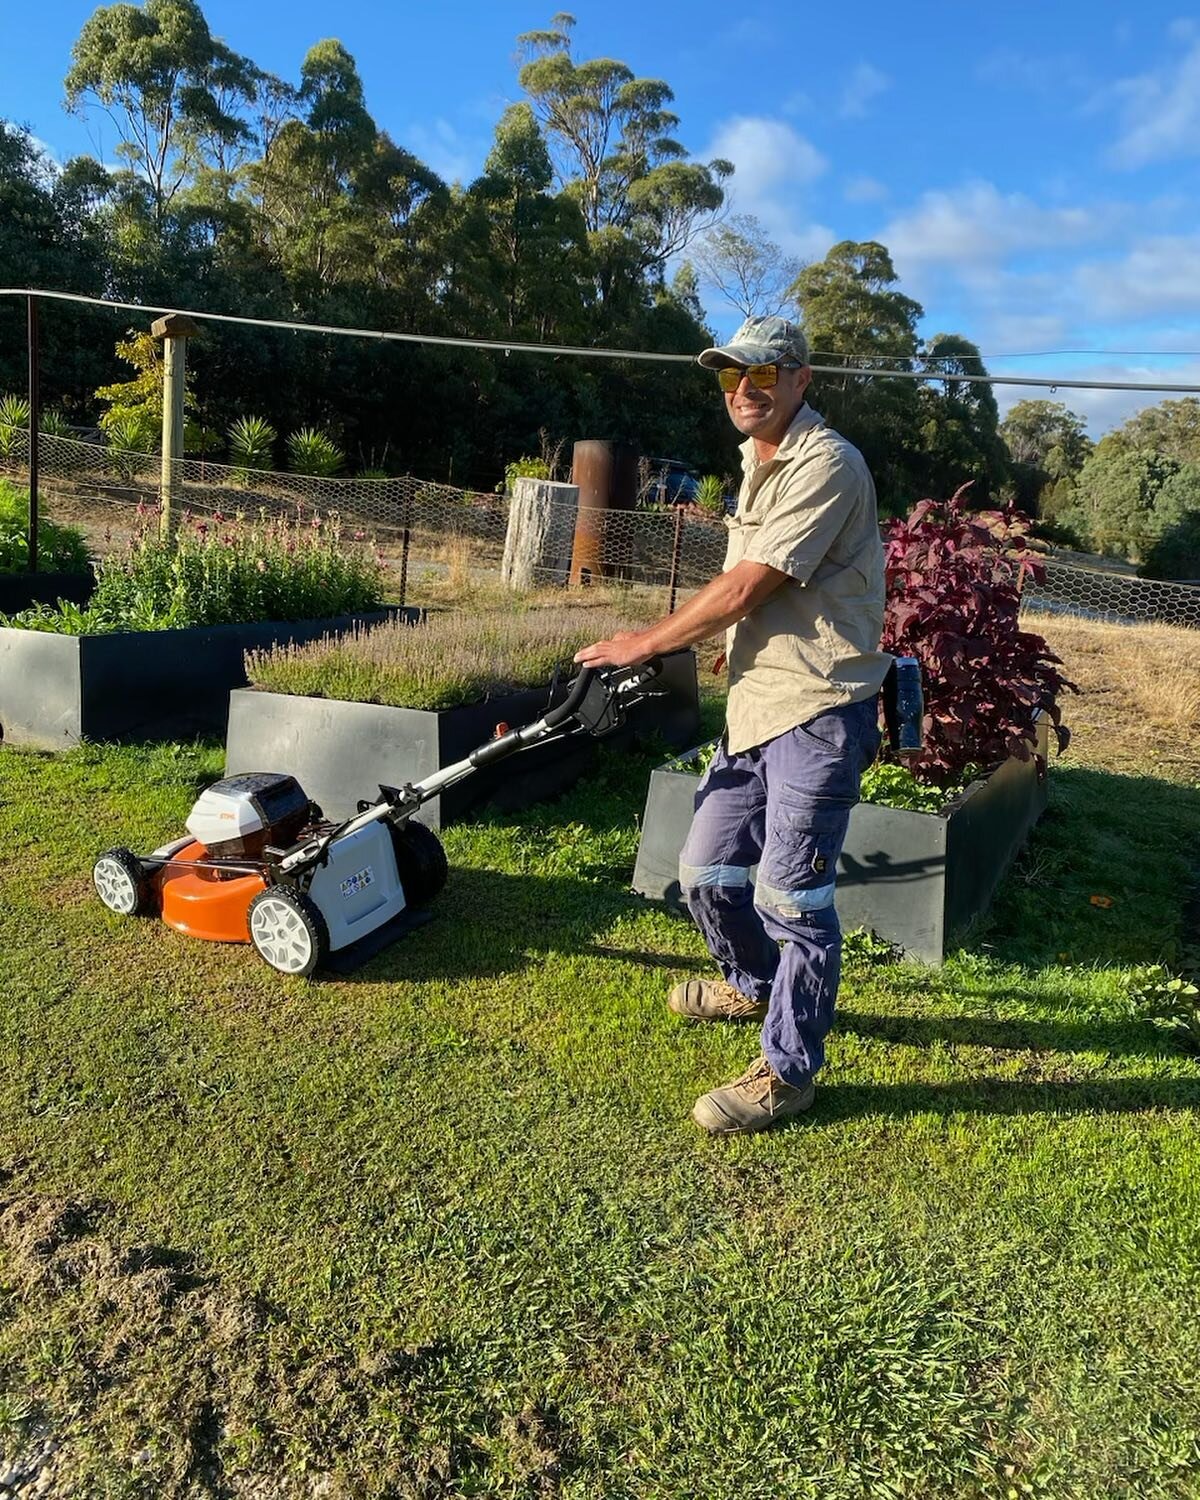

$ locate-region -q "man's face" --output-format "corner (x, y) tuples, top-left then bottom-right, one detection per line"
(723, 363), (812, 444)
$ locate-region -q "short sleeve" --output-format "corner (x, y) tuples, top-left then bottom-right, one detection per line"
(741, 452), (861, 584)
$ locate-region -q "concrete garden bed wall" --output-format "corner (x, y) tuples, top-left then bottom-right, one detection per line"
(0, 607), (416, 749)
(631, 716), (1051, 964)
(224, 649), (700, 829)
(0, 571), (95, 614)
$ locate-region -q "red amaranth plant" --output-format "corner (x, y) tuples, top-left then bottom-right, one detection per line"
(882, 484), (1075, 785)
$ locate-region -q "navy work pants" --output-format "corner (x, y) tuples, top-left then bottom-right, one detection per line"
(678, 699), (881, 1088)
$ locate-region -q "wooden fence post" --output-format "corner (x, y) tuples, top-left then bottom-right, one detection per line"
(151, 313), (200, 541)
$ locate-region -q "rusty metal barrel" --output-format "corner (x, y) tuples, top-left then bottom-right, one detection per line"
(568, 441), (638, 585)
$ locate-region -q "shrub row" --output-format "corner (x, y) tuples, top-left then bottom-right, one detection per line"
(3, 507), (385, 632)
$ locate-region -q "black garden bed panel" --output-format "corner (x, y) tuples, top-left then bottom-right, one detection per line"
(0, 571), (95, 614)
(0, 607), (416, 749)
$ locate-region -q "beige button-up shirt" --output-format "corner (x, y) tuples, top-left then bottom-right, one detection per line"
(723, 403), (891, 754)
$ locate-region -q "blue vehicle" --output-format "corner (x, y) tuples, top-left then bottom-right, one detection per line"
(646, 458), (700, 507)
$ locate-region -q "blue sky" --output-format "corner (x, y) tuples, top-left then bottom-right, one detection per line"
(7, 0), (1200, 432)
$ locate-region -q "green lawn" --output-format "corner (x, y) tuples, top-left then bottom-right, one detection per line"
(0, 695), (1198, 1497)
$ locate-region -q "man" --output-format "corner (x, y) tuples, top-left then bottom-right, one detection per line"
(574, 315), (891, 1136)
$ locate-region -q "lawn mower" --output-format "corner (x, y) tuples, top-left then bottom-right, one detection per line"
(91, 659), (663, 977)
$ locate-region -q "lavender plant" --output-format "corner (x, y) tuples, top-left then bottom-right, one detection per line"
(247, 606), (636, 710)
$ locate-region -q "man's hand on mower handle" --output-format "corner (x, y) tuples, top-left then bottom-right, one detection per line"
(573, 630), (654, 670)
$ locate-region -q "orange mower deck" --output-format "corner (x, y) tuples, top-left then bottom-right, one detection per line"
(157, 841), (266, 943)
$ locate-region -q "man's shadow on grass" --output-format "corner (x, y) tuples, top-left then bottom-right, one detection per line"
(344, 764), (1199, 996)
(342, 864), (658, 985)
(797, 1075), (1200, 1124)
(833, 1005), (1196, 1060)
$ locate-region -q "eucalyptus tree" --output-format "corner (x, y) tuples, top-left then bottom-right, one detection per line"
(1103, 397), (1200, 465)
(516, 13), (731, 308)
(1072, 448), (1184, 560)
(791, 240), (924, 508)
(1001, 399), (1092, 474)
(0, 122), (114, 399)
(1000, 398), (1092, 513)
(64, 0), (255, 225)
(463, 103), (589, 338)
(248, 39), (379, 287)
(692, 214), (804, 319)
(355, 134), (450, 323)
(915, 333), (1008, 499)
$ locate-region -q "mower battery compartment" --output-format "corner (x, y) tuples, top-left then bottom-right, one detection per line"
(186, 772), (312, 858)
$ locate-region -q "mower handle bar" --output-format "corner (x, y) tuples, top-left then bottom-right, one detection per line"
(274, 656), (664, 875)
(554, 654), (664, 723)
(542, 663), (597, 729)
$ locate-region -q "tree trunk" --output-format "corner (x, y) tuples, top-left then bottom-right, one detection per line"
(501, 477), (580, 590)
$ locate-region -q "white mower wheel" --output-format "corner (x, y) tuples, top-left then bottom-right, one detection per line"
(247, 888), (329, 978)
(93, 847), (152, 916)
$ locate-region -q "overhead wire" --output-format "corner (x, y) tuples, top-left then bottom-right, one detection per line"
(5, 287), (1200, 396)
(809, 347), (1200, 364)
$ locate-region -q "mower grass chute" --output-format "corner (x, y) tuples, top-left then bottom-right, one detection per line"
(92, 659), (661, 977)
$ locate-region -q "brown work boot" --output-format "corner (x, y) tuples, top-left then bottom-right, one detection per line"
(667, 978), (768, 1023)
(691, 1055), (815, 1136)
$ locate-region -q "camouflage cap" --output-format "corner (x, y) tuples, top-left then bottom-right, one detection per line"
(697, 315), (810, 370)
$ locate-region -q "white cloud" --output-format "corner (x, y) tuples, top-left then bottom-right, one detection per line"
(974, 48), (1091, 95)
(1073, 235), (1200, 319)
(838, 63), (890, 119)
(882, 181), (1118, 272)
(707, 116), (826, 201)
(781, 90), (813, 117)
(27, 135), (62, 171)
(704, 115), (832, 258)
(403, 118), (476, 186)
(976, 310), (1074, 354)
(717, 17), (774, 48)
(843, 174), (888, 204)
(1107, 38), (1200, 168)
(994, 359), (1200, 436)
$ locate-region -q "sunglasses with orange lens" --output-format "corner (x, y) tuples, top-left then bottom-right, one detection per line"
(716, 362), (801, 392)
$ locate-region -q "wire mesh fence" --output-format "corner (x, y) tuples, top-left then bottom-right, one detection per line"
(1023, 560), (1200, 629)
(0, 431), (728, 613)
(3, 430), (1199, 628)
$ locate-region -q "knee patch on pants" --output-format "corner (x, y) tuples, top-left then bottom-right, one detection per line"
(755, 876), (837, 918)
(679, 861), (753, 894)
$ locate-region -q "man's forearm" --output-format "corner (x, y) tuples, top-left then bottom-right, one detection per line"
(634, 570), (763, 655)
(573, 560), (788, 669)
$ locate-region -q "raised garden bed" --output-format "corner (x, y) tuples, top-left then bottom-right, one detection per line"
(225, 649), (700, 828)
(631, 716), (1051, 964)
(0, 608), (417, 749)
(0, 570), (95, 614)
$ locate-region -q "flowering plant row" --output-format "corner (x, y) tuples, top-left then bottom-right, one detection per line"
(2, 507), (386, 634)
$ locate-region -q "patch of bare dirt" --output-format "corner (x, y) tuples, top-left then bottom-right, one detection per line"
(0, 1175), (550, 1499)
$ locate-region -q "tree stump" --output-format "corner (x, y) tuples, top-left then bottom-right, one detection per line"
(501, 478), (579, 590)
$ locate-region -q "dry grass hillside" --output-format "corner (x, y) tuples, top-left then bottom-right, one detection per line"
(1026, 611), (1200, 784)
